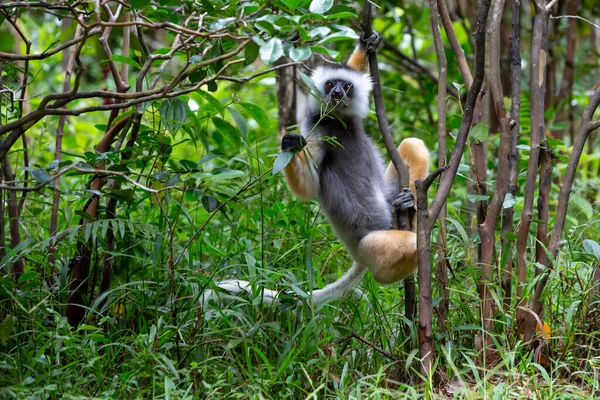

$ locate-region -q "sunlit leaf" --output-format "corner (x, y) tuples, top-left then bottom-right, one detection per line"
(309, 0), (333, 13)
(583, 239), (600, 260)
(289, 46), (312, 62)
(503, 193), (517, 209)
(272, 151), (294, 175)
(259, 38), (284, 65)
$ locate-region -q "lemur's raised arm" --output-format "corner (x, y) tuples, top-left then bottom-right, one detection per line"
(202, 33), (429, 309)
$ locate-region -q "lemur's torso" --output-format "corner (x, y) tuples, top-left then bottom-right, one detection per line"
(304, 114), (393, 248)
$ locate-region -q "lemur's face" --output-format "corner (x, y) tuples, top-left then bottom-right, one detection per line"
(323, 79), (354, 111)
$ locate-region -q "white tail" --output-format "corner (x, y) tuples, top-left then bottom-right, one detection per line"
(201, 263), (368, 313)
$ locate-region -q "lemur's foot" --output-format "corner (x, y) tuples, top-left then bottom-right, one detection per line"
(392, 188), (415, 212)
(281, 134), (307, 153)
(361, 31), (382, 53)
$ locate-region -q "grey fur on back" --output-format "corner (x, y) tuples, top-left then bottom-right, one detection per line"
(304, 113), (395, 250)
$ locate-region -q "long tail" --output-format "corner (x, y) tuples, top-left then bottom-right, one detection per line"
(311, 262), (367, 304)
(201, 263), (368, 311)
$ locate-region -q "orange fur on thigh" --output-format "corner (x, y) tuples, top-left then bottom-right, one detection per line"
(357, 230), (418, 284)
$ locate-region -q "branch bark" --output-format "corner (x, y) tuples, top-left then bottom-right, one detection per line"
(501, 0), (522, 306)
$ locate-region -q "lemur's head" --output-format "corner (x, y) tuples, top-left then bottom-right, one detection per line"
(309, 64), (373, 120)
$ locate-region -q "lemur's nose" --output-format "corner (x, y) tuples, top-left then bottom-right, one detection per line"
(332, 87), (344, 98)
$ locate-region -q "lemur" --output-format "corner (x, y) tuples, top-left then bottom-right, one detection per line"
(201, 33), (429, 308)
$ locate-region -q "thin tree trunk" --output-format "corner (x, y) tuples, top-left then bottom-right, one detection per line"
(3, 157), (26, 279)
(478, 0), (514, 362)
(515, 4), (549, 302)
(501, 0), (521, 306)
(429, 0), (449, 337)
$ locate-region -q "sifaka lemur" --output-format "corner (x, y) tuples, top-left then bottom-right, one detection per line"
(201, 33), (429, 308)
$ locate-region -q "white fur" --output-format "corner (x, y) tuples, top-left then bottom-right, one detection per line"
(308, 66), (373, 120)
(201, 263), (368, 318)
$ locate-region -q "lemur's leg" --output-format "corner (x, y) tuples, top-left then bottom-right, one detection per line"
(348, 31), (382, 72)
(355, 138), (429, 284)
(384, 138), (430, 197)
(357, 230), (418, 284)
(281, 135), (321, 200)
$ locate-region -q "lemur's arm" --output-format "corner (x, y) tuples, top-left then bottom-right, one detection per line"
(280, 134), (322, 200)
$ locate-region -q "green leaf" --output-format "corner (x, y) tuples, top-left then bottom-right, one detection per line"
(179, 159), (199, 171)
(201, 0), (215, 13)
(289, 46), (312, 62)
(130, 0), (151, 9)
(206, 81), (218, 92)
(0, 315), (15, 344)
(240, 103), (270, 131)
(202, 195), (218, 212)
(546, 138), (564, 150)
(227, 107), (249, 138)
(212, 117), (241, 148)
(504, 232), (518, 241)
(211, 167), (245, 180)
(244, 41), (260, 65)
(160, 98), (189, 135)
(282, 0), (303, 11)
(189, 68), (208, 83)
(255, 21), (275, 36)
(109, 54), (141, 69)
(469, 122), (488, 144)
(583, 239), (600, 260)
(190, 54), (203, 64)
(197, 90), (224, 115)
(309, 0), (333, 13)
(503, 193), (517, 209)
(325, 12), (357, 19)
(308, 45), (340, 60)
(184, 189), (202, 202)
(309, 27), (331, 38)
(259, 38), (284, 65)
(23, 167), (51, 184)
(298, 71), (321, 98)
(446, 217), (469, 245)
(316, 31), (359, 45)
(466, 194), (489, 204)
(18, 271), (39, 283)
(272, 151), (294, 175)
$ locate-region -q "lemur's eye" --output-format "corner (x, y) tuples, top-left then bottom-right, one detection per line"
(325, 81), (334, 90)
(344, 83), (353, 92)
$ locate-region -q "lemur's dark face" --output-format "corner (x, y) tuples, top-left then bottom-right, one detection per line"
(323, 79), (354, 108)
